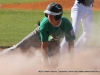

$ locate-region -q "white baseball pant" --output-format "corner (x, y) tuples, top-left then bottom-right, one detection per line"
(60, 2), (93, 53)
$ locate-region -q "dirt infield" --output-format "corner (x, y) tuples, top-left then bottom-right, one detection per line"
(1, 0), (100, 10)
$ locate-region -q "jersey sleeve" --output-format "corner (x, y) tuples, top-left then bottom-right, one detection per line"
(64, 18), (76, 42)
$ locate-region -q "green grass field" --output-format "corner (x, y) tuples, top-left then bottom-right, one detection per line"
(0, 9), (100, 47)
(0, 9), (71, 47)
(0, 9), (44, 47)
(0, 0), (100, 48)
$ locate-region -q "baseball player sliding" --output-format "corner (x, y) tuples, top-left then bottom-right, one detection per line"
(61, 0), (94, 52)
(1, 3), (75, 68)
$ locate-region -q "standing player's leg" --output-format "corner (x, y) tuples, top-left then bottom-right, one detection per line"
(75, 9), (93, 48)
(60, 7), (81, 53)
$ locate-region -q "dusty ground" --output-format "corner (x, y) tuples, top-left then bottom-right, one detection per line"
(0, 0), (100, 10)
(0, 48), (100, 75)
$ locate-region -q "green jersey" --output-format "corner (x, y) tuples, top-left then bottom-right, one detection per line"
(40, 17), (75, 42)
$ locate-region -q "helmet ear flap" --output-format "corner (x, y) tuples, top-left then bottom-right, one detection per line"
(55, 13), (62, 20)
(45, 13), (48, 17)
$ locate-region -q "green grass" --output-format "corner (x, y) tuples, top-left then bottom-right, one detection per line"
(0, 9), (71, 47)
(0, 0), (45, 4)
(0, 9), (44, 46)
(0, 9), (100, 48)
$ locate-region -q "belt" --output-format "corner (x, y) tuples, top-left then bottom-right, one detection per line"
(78, 2), (93, 7)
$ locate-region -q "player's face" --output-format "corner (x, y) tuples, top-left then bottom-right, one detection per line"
(47, 14), (57, 25)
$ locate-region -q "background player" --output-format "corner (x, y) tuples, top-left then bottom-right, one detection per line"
(61, 0), (94, 53)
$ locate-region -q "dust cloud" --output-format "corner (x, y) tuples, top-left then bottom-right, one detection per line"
(0, 48), (100, 75)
